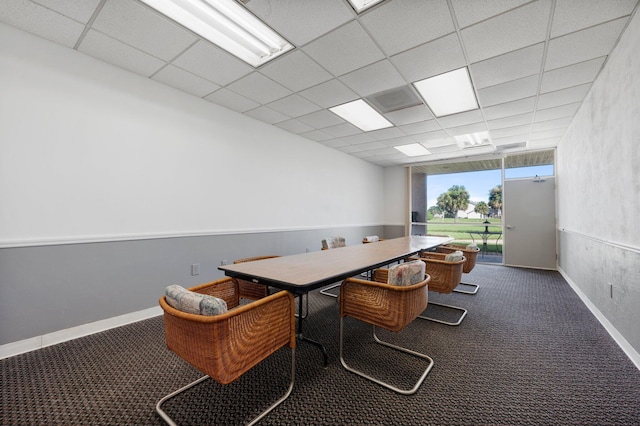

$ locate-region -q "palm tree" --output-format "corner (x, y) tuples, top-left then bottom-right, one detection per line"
(488, 185), (502, 218)
(474, 201), (489, 218)
(437, 185), (470, 222)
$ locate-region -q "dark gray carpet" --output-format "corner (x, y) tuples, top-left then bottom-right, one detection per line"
(2, 265), (640, 425)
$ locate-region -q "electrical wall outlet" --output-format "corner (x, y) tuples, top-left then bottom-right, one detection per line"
(609, 282), (613, 298)
(191, 264), (200, 276)
(220, 260), (228, 266)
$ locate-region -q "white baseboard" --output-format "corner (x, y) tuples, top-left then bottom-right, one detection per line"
(0, 306), (162, 359)
(559, 267), (640, 371)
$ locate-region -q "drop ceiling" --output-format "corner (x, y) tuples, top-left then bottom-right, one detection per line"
(2, 0), (638, 167)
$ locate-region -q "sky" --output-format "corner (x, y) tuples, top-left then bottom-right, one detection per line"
(426, 165), (554, 208)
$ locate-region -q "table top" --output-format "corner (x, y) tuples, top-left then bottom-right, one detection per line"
(219, 235), (452, 293)
(469, 231), (502, 235)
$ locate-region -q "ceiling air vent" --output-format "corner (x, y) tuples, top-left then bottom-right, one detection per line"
(496, 142), (527, 152)
(366, 86), (423, 114)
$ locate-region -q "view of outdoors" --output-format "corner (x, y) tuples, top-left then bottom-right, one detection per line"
(424, 164), (554, 257)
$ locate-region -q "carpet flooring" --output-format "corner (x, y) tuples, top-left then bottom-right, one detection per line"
(2, 264), (640, 425)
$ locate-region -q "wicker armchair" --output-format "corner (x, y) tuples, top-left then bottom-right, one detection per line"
(436, 244), (480, 294)
(412, 252), (468, 326)
(156, 277), (296, 426)
(234, 255), (308, 319)
(319, 237), (346, 298)
(233, 255), (280, 299)
(339, 261), (434, 395)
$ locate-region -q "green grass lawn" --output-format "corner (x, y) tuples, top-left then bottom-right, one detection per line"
(426, 218), (503, 253)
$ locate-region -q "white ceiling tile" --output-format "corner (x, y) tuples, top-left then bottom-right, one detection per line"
(391, 33), (466, 83)
(339, 60), (406, 97)
(530, 127), (567, 140)
(353, 141), (395, 151)
(537, 83), (591, 110)
(92, 0), (195, 61)
(244, 106), (289, 124)
(321, 138), (351, 148)
(487, 112), (534, 130)
(540, 56), (605, 93)
(303, 21), (385, 76)
(321, 122), (362, 137)
(446, 122), (488, 136)
(461, 0), (553, 63)
(412, 130), (452, 143)
(400, 120), (443, 135)
(226, 72), (292, 105)
(300, 129), (333, 142)
(376, 136), (415, 148)
(297, 110), (344, 128)
(546, 18), (628, 71)
(204, 88), (260, 113)
(483, 97), (536, 120)
(368, 127), (407, 140)
(266, 94), (321, 118)
(152, 65), (219, 97)
(78, 29), (165, 76)
(451, 0), (530, 29)
(1, 0), (86, 48)
(259, 51), (332, 92)
(533, 102), (581, 122)
(531, 116), (573, 132)
(172, 41), (253, 86)
(359, 0), (454, 56)
(339, 133), (375, 145)
(384, 105), (434, 126)
(298, 79), (359, 108)
(550, 0), (637, 38)
(419, 137), (456, 148)
(477, 75), (540, 107)
(244, 0), (354, 46)
(337, 144), (366, 153)
(490, 124), (532, 139)
(470, 43), (544, 89)
(437, 109), (485, 129)
(33, 0), (102, 23)
(275, 119), (315, 134)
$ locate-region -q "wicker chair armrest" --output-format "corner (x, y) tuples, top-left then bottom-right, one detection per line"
(340, 276), (429, 332)
(160, 289), (295, 384)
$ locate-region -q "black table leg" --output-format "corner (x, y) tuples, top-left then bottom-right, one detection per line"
(296, 291), (328, 367)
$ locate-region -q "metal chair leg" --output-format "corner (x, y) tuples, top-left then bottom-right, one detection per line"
(419, 301), (468, 326)
(339, 319), (434, 395)
(319, 282), (341, 298)
(453, 281), (479, 295)
(156, 348), (296, 426)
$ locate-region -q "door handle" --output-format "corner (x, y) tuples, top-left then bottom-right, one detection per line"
(506, 225), (516, 230)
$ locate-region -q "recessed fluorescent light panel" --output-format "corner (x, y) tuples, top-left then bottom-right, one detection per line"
(139, 0), (294, 67)
(454, 131), (492, 149)
(394, 143), (431, 157)
(413, 67), (479, 117)
(329, 99), (393, 132)
(348, 0), (386, 13)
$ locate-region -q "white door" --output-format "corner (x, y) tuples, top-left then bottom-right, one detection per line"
(503, 177), (557, 269)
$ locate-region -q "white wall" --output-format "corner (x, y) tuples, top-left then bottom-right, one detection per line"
(383, 166), (407, 226)
(0, 23), (384, 248)
(556, 10), (640, 360)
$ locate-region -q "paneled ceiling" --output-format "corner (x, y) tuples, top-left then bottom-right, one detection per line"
(2, 0), (638, 167)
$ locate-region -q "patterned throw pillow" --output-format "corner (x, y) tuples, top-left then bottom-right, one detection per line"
(444, 251), (464, 262)
(387, 260), (426, 286)
(466, 243), (478, 250)
(322, 237), (346, 249)
(165, 284), (228, 316)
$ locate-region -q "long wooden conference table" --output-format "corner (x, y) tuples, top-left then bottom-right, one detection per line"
(219, 235), (453, 364)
